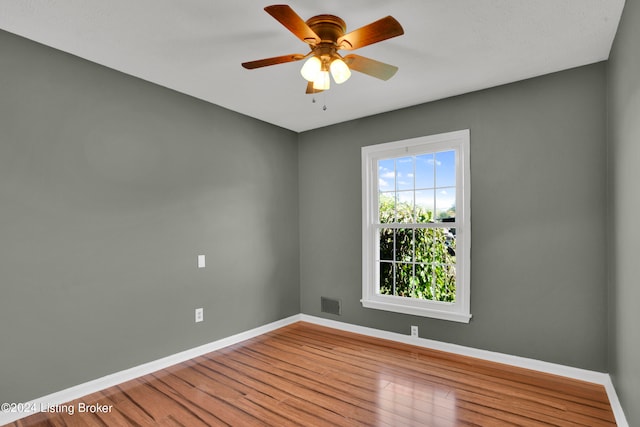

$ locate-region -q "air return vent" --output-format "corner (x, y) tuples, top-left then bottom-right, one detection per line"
(321, 297), (342, 315)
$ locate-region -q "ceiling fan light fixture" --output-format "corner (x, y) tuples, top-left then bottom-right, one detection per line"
(313, 70), (331, 90)
(242, 5), (404, 94)
(330, 58), (351, 84)
(300, 56), (321, 82)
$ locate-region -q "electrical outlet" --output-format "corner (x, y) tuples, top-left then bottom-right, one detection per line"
(411, 325), (419, 337)
(195, 308), (204, 323)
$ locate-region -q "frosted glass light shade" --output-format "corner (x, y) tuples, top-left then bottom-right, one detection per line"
(313, 70), (331, 90)
(300, 56), (321, 82)
(330, 58), (351, 84)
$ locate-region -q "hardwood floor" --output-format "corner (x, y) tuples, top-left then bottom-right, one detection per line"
(9, 322), (616, 426)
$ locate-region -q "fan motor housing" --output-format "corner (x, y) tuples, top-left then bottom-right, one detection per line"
(306, 15), (347, 44)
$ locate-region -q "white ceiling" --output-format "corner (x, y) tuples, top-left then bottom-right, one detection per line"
(0, 1), (625, 132)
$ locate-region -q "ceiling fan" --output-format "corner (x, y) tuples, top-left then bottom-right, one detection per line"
(241, 5), (404, 94)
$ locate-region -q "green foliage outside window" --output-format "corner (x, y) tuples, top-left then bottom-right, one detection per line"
(378, 195), (456, 302)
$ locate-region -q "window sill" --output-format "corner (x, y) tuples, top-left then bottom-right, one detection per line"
(361, 298), (472, 323)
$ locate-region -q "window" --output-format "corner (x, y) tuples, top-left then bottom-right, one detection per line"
(361, 130), (471, 323)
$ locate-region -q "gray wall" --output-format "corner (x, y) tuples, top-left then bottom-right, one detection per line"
(299, 63), (608, 371)
(607, 0), (640, 425)
(0, 30), (300, 403)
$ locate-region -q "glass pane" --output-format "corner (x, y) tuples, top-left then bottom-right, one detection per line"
(436, 187), (456, 221)
(396, 191), (414, 223)
(379, 192), (395, 223)
(415, 190), (434, 223)
(414, 264), (434, 300)
(395, 229), (413, 262)
(396, 263), (413, 297)
(434, 264), (456, 302)
(415, 154), (435, 189)
(379, 228), (394, 261)
(414, 228), (436, 263)
(435, 150), (456, 188)
(431, 228), (456, 265)
(444, 228), (456, 264)
(396, 157), (414, 191)
(379, 262), (393, 295)
(378, 159), (395, 192)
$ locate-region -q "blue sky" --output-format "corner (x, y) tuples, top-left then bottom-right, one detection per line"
(378, 150), (456, 217)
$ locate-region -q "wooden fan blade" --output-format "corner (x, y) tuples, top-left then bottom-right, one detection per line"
(264, 5), (320, 44)
(338, 16), (404, 50)
(343, 54), (398, 80)
(305, 81), (324, 94)
(242, 54), (305, 69)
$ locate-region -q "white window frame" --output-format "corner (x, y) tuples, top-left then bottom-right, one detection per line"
(361, 129), (471, 323)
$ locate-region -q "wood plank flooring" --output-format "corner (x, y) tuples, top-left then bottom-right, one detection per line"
(8, 322), (616, 426)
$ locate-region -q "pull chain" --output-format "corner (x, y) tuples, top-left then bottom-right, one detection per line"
(310, 91), (328, 111)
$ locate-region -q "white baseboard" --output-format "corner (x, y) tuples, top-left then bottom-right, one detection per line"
(299, 314), (629, 427)
(1, 313), (628, 427)
(0, 314), (302, 426)
(601, 376), (629, 427)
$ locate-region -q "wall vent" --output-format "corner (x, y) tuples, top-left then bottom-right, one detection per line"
(321, 297), (342, 315)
